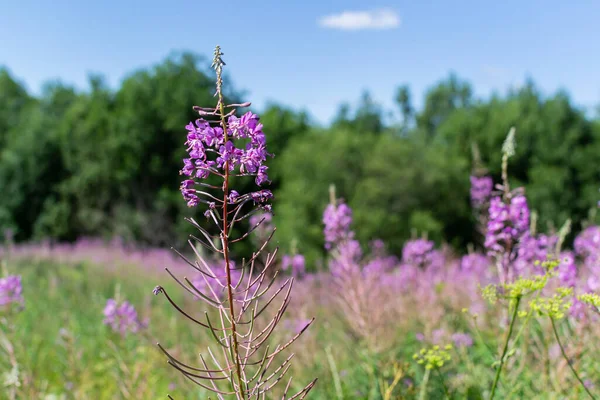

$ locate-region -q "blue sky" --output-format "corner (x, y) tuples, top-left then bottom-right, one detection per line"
(1, 1), (599, 125)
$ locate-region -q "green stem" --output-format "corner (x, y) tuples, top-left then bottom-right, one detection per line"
(325, 345), (344, 400)
(550, 318), (596, 400)
(471, 316), (496, 358)
(435, 368), (451, 399)
(419, 368), (431, 400)
(490, 296), (521, 400)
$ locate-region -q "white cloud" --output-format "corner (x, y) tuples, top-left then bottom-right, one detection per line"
(318, 9), (400, 31)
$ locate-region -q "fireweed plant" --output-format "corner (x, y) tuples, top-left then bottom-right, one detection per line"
(477, 128), (598, 399)
(322, 185), (398, 351)
(152, 46), (316, 399)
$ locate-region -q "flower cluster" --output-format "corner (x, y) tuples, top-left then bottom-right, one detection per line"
(401, 239), (440, 269)
(557, 252), (577, 288)
(578, 293), (600, 311)
(529, 287), (573, 319)
(412, 344), (453, 370)
(485, 195), (530, 256)
(470, 175), (493, 208)
(103, 299), (145, 336)
(513, 233), (557, 276)
(503, 274), (549, 299)
(323, 201), (354, 249)
(0, 275), (23, 309)
(574, 225), (600, 263)
(460, 253), (489, 274)
(179, 111), (272, 209)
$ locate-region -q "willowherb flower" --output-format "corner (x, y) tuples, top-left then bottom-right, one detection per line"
(154, 45), (316, 399)
(485, 194), (530, 256)
(0, 275), (23, 309)
(329, 239), (362, 277)
(586, 276), (600, 292)
(322, 196), (394, 350)
(362, 254), (398, 277)
(451, 332), (473, 348)
(459, 253), (491, 282)
(401, 238), (437, 268)
(574, 225), (600, 262)
(569, 297), (588, 320)
(557, 251), (577, 288)
(102, 299), (145, 336)
(323, 201), (354, 249)
(513, 233), (557, 276)
(281, 254), (306, 277)
(179, 105), (272, 209)
(470, 175), (493, 208)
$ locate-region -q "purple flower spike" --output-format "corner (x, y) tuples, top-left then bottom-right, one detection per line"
(485, 195), (530, 256)
(470, 176), (493, 208)
(179, 110), (272, 207)
(323, 201), (354, 249)
(282, 254), (306, 277)
(402, 239), (436, 268)
(103, 299), (145, 336)
(0, 275), (23, 308)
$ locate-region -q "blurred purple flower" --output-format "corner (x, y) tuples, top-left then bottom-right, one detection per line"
(569, 298), (587, 320)
(452, 332), (473, 348)
(323, 201), (354, 249)
(587, 276), (600, 292)
(514, 233), (557, 276)
(485, 195), (530, 256)
(329, 239), (362, 277)
(574, 226), (600, 262)
(432, 328), (446, 344)
(470, 176), (493, 208)
(103, 299), (145, 336)
(402, 239), (437, 268)
(362, 255), (398, 277)
(281, 254), (306, 277)
(0, 275), (23, 308)
(557, 251), (577, 288)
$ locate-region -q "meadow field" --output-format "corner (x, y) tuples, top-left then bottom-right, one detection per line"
(2, 179), (600, 399)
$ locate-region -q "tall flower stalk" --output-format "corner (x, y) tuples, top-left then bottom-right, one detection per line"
(153, 45), (316, 399)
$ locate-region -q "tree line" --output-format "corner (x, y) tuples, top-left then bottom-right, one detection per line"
(1, 51), (599, 266)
